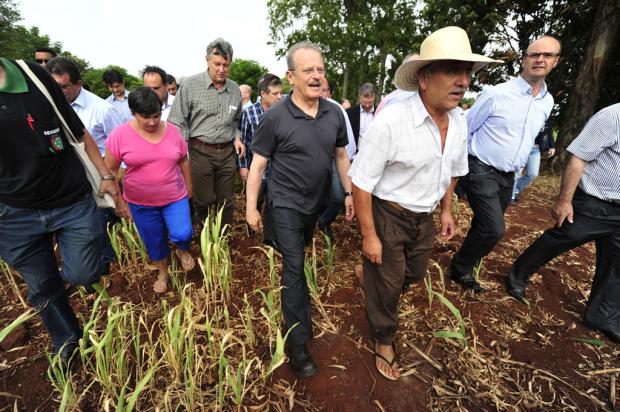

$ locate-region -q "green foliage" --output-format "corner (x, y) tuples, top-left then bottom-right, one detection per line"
(82, 65), (142, 99)
(228, 59), (268, 101)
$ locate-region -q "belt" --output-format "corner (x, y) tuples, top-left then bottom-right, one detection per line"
(383, 199), (430, 217)
(190, 139), (231, 149)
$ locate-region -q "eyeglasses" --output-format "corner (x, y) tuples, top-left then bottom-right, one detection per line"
(525, 52), (559, 59)
(291, 67), (325, 76)
(35, 58), (50, 64)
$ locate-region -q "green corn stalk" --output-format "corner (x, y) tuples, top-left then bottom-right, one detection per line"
(429, 259), (446, 293)
(472, 259), (483, 282)
(125, 360), (160, 412)
(433, 292), (468, 347)
(240, 294), (255, 346)
(108, 222), (123, 264)
(424, 272), (434, 306)
(0, 308), (36, 344)
(266, 327), (293, 377)
(0, 259), (27, 308)
(323, 233), (335, 278)
(46, 348), (76, 411)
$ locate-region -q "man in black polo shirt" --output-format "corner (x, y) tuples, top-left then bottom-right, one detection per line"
(246, 41), (355, 377)
(0, 58), (119, 365)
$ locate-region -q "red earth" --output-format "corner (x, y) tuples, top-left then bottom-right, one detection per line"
(1, 174), (619, 411)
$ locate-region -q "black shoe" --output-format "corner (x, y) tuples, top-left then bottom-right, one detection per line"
(506, 279), (527, 304)
(451, 274), (485, 293)
(318, 223), (334, 242)
(287, 344), (318, 378)
(583, 319), (620, 344)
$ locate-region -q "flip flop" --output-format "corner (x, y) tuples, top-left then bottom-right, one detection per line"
(374, 349), (400, 381)
(175, 249), (195, 272)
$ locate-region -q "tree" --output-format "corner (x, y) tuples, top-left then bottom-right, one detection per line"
(228, 59), (268, 101)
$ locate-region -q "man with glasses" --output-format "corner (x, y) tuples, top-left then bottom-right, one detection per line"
(246, 41), (354, 378)
(451, 35), (561, 293)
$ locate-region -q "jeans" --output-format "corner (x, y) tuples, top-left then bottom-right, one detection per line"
(0, 194), (108, 352)
(452, 156), (514, 277)
(128, 197), (193, 261)
(318, 161), (344, 229)
(512, 145), (540, 199)
(272, 207), (318, 345)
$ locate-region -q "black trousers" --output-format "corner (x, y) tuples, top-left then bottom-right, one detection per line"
(510, 188), (620, 333)
(272, 207), (318, 345)
(452, 156), (514, 277)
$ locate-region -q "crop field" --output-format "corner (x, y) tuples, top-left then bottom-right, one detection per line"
(1, 174), (619, 411)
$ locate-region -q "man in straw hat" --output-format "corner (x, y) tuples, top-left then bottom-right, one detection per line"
(450, 35), (560, 293)
(349, 26), (502, 380)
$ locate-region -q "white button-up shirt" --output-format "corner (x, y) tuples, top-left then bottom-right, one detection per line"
(161, 93), (175, 121)
(359, 105), (374, 145)
(349, 92), (468, 213)
(71, 88), (123, 156)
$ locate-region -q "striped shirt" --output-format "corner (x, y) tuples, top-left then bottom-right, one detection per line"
(239, 101), (264, 169)
(349, 92), (469, 213)
(568, 103), (620, 203)
(168, 71), (242, 143)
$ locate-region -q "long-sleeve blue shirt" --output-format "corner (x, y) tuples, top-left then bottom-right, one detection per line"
(467, 76), (554, 173)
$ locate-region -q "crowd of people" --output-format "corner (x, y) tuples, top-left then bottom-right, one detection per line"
(1, 26), (619, 383)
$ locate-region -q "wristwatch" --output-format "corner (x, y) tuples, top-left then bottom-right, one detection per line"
(344, 192), (353, 197)
(101, 175), (115, 181)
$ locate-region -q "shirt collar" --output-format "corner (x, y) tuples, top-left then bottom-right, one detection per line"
(71, 88), (87, 108)
(286, 93), (330, 118)
(360, 105), (374, 115)
(0, 58), (28, 93)
(204, 71), (229, 91)
(411, 92), (431, 128)
(515, 75), (548, 98)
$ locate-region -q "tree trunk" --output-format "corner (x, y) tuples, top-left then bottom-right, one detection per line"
(556, 1), (620, 163)
(377, 53), (388, 100)
(342, 65), (350, 101)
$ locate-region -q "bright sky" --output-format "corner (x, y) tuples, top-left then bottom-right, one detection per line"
(18, 0), (288, 80)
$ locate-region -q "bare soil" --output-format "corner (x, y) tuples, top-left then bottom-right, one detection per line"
(1, 174), (619, 411)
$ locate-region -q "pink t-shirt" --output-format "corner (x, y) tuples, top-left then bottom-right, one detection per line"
(106, 122), (188, 206)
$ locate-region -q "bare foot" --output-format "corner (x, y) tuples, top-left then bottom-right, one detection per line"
(375, 342), (400, 381)
(175, 249), (195, 272)
(153, 272), (169, 293)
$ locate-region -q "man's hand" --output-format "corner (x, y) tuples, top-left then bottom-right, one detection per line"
(362, 233), (382, 265)
(246, 208), (262, 232)
(234, 137), (245, 158)
(98, 179), (120, 203)
(239, 167), (249, 181)
(344, 195), (355, 220)
(552, 199), (573, 227)
(439, 209), (456, 240)
(546, 148), (556, 158)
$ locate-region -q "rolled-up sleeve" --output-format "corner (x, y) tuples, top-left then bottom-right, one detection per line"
(568, 109), (617, 161)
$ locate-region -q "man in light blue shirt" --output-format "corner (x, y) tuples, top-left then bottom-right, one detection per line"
(48, 57), (123, 264)
(103, 69), (132, 122)
(450, 35), (561, 293)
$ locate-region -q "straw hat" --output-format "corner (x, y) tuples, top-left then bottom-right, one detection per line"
(394, 26), (503, 91)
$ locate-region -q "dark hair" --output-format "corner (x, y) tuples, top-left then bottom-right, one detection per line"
(46, 57), (81, 83)
(166, 74), (176, 85)
(128, 87), (162, 116)
(102, 69), (124, 85)
(35, 47), (57, 57)
(206, 38), (233, 60)
(325, 77), (334, 94)
(142, 65), (167, 85)
(257, 73), (282, 94)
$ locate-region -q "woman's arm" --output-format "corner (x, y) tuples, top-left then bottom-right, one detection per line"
(179, 156), (192, 199)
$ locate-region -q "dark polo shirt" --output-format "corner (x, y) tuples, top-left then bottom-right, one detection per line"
(252, 94), (348, 214)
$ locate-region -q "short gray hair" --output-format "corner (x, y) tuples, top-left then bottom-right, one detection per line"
(286, 41), (323, 70)
(358, 82), (376, 97)
(206, 38), (233, 61)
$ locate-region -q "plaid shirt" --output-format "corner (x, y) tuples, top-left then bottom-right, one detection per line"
(239, 101), (271, 177)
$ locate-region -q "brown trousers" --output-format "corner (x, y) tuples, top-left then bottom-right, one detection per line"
(189, 142), (236, 229)
(364, 196), (434, 345)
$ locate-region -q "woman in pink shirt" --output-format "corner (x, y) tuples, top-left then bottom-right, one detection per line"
(105, 87), (194, 293)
